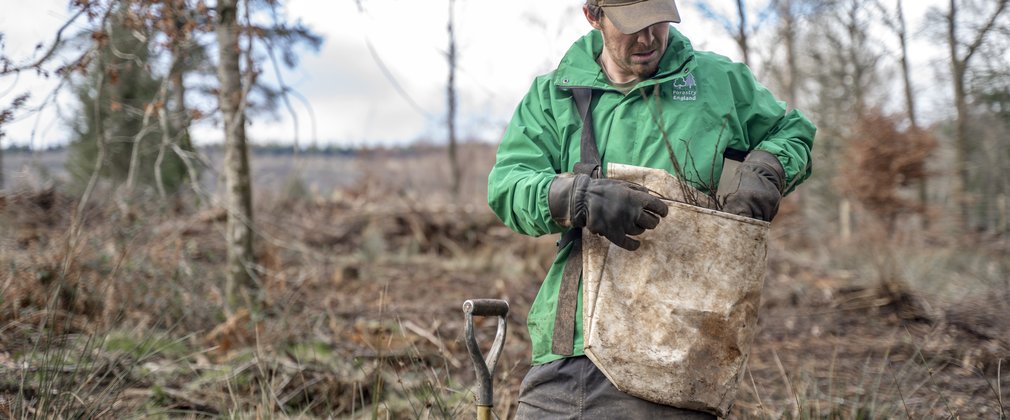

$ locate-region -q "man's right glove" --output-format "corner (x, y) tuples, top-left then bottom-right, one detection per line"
(549, 173), (669, 251)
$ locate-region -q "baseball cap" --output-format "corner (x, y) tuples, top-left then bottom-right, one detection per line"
(589, 0), (681, 34)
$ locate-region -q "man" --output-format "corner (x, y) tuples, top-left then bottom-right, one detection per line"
(487, 0), (815, 417)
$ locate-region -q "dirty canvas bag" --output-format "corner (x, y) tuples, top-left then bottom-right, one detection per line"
(581, 163), (770, 417)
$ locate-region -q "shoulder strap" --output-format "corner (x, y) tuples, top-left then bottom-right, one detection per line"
(552, 87), (597, 356)
(572, 88), (601, 178)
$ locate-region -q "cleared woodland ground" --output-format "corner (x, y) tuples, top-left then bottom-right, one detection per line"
(1, 146), (1008, 418)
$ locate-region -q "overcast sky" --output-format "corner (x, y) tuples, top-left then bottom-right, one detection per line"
(1, 0), (947, 148)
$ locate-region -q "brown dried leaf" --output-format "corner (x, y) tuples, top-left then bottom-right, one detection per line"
(837, 111), (937, 230)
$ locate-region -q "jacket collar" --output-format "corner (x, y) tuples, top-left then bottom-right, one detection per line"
(552, 26), (697, 91)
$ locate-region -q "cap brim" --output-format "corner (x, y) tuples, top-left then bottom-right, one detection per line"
(604, 0), (681, 35)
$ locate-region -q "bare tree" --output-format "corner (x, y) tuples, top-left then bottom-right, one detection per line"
(735, 0), (752, 66)
(876, 0), (931, 221)
(0, 95), (6, 189)
(968, 31), (1010, 234)
(795, 0), (886, 239)
(944, 0), (1010, 229)
(0, 6), (90, 190)
(843, 1), (883, 117)
(216, 0), (256, 304)
(778, 0), (800, 109)
(447, 0), (461, 197)
(893, 0), (918, 129)
(696, 0), (775, 67)
(0, 98), (10, 189)
(165, 0), (196, 155)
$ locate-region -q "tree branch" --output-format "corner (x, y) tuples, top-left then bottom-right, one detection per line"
(962, 0), (1009, 64)
(0, 8), (89, 76)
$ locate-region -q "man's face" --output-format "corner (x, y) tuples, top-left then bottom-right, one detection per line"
(586, 8), (670, 82)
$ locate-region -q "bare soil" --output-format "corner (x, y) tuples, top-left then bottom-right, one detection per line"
(1, 150), (1008, 418)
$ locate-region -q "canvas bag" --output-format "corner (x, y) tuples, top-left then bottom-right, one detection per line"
(581, 162), (770, 417)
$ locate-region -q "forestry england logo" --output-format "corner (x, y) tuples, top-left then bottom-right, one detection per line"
(670, 74), (697, 101)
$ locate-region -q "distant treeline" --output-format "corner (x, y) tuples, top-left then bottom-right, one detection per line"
(3, 142), (491, 158)
(3, 145), (63, 153)
(215, 143), (361, 157)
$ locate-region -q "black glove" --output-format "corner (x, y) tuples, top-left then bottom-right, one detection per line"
(549, 173), (669, 251)
(723, 150), (786, 222)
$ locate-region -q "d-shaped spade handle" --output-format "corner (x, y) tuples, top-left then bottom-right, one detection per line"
(463, 299), (509, 419)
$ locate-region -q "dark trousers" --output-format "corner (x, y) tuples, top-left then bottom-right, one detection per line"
(515, 356), (717, 419)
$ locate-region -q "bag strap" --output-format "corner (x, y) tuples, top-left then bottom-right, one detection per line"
(572, 87), (601, 178)
(552, 87), (597, 356)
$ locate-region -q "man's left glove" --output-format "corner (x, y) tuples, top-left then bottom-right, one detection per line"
(723, 150), (786, 222)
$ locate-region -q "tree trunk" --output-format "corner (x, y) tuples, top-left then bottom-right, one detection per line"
(735, 0), (751, 67)
(781, 0), (799, 109)
(845, 1), (866, 118)
(948, 0), (971, 229)
(895, 0), (928, 220)
(778, 0), (807, 235)
(896, 0), (917, 130)
(447, 0), (461, 198)
(170, 12), (192, 153)
(216, 0), (255, 304)
(946, 0), (1010, 230)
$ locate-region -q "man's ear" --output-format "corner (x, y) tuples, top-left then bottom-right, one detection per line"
(583, 5), (603, 30)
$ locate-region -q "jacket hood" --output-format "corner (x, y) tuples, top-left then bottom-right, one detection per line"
(552, 26), (696, 90)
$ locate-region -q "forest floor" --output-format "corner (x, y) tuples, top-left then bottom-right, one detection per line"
(1, 148), (1009, 418)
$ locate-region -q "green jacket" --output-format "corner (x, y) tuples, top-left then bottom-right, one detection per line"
(487, 28), (815, 365)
